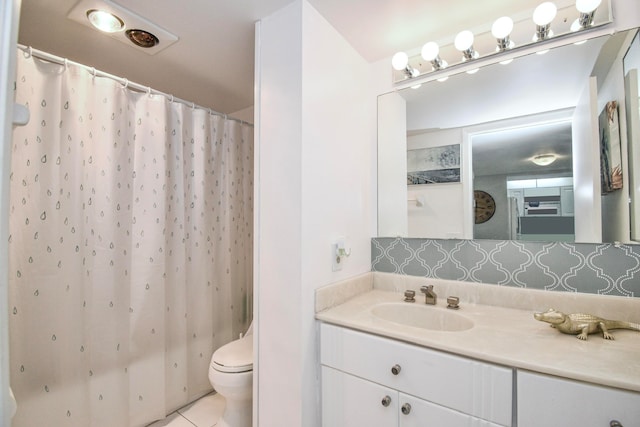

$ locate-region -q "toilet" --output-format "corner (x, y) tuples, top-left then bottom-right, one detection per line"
(208, 322), (253, 427)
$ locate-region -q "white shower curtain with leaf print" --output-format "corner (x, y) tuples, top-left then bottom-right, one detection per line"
(8, 51), (253, 427)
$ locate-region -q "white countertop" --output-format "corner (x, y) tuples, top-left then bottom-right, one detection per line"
(315, 273), (640, 393)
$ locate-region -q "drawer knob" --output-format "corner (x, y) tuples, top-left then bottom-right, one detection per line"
(610, 422), (623, 427)
(391, 364), (401, 375)
(381, 395), (391, 407)
(401, 403), (412, 415)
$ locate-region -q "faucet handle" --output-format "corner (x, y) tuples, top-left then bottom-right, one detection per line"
(404, 290), (416, 302)
(446, 296), (460, 310)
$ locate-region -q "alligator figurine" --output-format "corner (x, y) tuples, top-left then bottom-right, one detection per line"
(534, 308), (640, 341)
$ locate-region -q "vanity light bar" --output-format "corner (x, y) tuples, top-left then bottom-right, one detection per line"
(391, 0), (611, 85)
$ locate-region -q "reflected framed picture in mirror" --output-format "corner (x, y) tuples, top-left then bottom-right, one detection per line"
(599, 100), (623, 193)
(407, 144), (461, 185)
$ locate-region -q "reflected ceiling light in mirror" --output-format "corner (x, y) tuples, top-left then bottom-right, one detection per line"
(571, 0), (602, 31)
(86, 9), (124, 33)
(533, 2), (557, 42)
(531, 154), (557, 166)
(392, 51), (420, 79)
(421, 42), (448, 71)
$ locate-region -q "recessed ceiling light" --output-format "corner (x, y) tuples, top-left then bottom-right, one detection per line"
(68, 0), (178, 55)
(126, 29), (159, 48)
(86, 9), (124, 33)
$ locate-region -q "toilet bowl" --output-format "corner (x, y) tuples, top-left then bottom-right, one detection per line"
(209, 322), (253, 427)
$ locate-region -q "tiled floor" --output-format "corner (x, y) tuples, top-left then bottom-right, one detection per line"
(147, 393), (226, 427)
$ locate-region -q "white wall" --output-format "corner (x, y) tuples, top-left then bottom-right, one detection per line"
(255, 1), (378, 425)
(254, 3), (303, 425)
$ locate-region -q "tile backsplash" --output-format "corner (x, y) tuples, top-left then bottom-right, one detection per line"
(371, 238), (640, 297)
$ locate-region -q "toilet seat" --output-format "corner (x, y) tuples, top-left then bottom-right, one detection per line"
(212, 335), (253, 373)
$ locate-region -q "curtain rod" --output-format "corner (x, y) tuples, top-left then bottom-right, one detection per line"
(17, 44), (253, 127)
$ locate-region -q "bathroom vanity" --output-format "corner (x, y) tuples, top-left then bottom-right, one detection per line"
(316, 273), (640, 427)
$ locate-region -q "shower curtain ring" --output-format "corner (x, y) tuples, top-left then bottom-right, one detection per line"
(90, 67), (96, 79)
(169, 95), (174, 103)
(147, 87), (152, 97)
(122, 78), (129, 89)
(63, 58), (68, 69)
(25, 46), (33, 58)
(191, 102), (195, 110)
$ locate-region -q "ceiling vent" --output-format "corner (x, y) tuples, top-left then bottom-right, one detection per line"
(67, 0), (178, 55)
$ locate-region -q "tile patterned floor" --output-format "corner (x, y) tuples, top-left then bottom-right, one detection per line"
(146, 393), (226, 427)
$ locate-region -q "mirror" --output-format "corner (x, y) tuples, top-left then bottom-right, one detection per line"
(378, 28), (640, 244)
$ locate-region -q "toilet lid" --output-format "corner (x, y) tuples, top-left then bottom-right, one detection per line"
(212, 335), (253, 373)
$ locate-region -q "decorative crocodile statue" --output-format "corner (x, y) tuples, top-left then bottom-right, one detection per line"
(534, 308), (640, 341)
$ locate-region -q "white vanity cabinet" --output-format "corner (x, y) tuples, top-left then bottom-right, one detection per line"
(517, 371), (640, 427)
(320, 323), (513, 427)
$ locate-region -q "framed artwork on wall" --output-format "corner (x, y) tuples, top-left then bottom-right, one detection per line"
(599, 100), (623, 193)
(407, 144), (461, 185)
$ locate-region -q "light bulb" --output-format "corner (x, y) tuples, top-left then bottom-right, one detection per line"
(576, 0), (601, 13)
(492, 16), (514, 39)
(391, 52), (409, 71)
(86, 9), (124, 33)
(454, 30), (474, 51)
(421, 42), (439, 61)
(533, 2), (557, 26)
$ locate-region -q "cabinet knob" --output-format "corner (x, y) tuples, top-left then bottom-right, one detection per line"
(391, 364), (401, 375)
(381, 395), (392, 407)
(610, 421), (623, 427)
(401, 403), (412, 415)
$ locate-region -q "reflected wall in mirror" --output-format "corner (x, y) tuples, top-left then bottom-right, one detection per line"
(378, 28), (640, 244)
(624, 31), (640, 240)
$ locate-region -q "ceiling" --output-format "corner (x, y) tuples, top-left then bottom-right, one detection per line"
(17, 0), (550, 115)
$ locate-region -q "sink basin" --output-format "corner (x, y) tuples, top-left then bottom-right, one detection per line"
(371, 303), (474, 332)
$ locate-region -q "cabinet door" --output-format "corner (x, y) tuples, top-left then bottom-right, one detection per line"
(399, 393), (506, 427)
(321, 323), (512, 426)
(322, 366), (398, 427)
(518, 371), (640, 427)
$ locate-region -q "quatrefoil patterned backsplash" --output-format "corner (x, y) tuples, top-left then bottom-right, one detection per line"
(372, 238), (640, 297)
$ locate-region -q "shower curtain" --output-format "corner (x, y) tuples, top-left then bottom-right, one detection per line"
(8, 51), (253, 427)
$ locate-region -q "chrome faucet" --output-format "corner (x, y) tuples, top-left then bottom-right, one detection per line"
(420, 285), (437, 305)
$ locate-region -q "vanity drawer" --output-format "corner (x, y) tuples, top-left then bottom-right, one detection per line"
(518, 370), (640, 427)
(320, 323), (512, 426)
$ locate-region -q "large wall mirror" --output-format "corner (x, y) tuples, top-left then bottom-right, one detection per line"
(378, 28), (640, 244)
